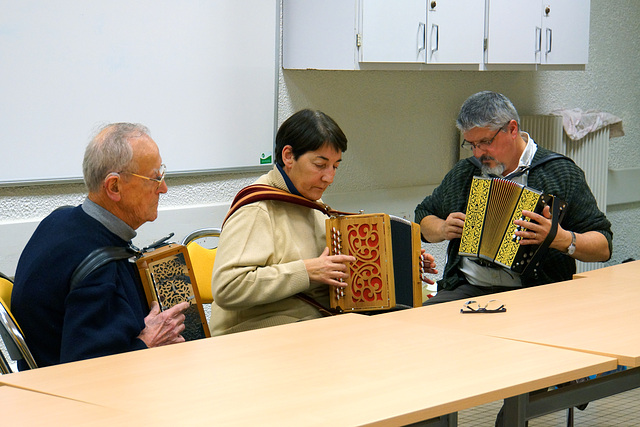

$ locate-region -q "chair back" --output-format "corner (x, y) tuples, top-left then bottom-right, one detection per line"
(0, 295), (38, 371)
(0, 274), (12, 311)
(181, 228), (221, 304)
(0, 274), (16, 373)
(0, 348), (11, 374)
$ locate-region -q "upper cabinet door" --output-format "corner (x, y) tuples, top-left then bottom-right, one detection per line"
(426, 0), (484, 65)
(359, 0), (484, 65)
(486, 0), (542, 65)
(486, 0), (590, 67)
(541, 0), (590, 65)
(359, 0), (427, 63)
(283, 0), (358, 70)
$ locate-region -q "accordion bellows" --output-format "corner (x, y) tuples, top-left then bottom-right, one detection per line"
(459, 176), (565, 273)
(136, 244), (210, 341)
(326, 213), (423, 312)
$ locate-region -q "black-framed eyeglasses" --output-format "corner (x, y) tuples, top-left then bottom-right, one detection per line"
(127, 164), (166, 191)
(460, 299), (506, 314)
(461, 122), (511, 151)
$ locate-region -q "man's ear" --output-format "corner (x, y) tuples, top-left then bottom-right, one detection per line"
(104, 173), (122, 202)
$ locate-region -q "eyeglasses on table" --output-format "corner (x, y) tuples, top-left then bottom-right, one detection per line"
(460, 299), (506, 314)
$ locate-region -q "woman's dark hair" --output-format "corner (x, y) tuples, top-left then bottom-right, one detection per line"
(275, 109), (347, 166)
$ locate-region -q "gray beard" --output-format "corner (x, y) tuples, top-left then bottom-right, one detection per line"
(481, 163), (506, 177)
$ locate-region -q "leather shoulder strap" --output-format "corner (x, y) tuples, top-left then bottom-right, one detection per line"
(70, 246), (140, 292)
(520, 194), (566, 276)
(295, 293), (341, 316)
(529, 152), (573, 170)
(222, 184), (353, 227)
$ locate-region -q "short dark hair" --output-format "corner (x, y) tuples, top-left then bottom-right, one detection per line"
(274, 109), (347, 166)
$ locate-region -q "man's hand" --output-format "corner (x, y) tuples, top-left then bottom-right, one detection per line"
(441, 212), (466, 241)
(420, 249), (438, 285)
(138, 301), (189, 348)
(420, 213), (466, 243)
(514, 205), (552, 245)
(515, 206), (610, 261)
(304, 247), (356, 288)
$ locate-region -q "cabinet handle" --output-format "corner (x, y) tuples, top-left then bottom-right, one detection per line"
(418, 22), (426, 53)
(430, 24), (439, 54)
(535, 26), (542, 53)
(546, 28), (552, 54)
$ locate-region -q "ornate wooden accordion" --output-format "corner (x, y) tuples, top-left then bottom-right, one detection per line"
(459, 176), (566, 273)
(326, 213), (424, 312)
(136, 244), (210, 340)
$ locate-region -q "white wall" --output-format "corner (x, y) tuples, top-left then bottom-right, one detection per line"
(1, 0), (638, 277)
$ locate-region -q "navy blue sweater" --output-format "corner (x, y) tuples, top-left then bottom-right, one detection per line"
(12, 206), (149, 369)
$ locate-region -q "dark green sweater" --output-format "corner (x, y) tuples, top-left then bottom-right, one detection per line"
(415, 146), (613, 290)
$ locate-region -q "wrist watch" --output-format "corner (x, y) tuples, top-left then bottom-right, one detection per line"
(566, 231), (576, 255)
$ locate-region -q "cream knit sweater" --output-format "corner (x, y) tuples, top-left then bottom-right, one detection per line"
(209, 167), (330, 336)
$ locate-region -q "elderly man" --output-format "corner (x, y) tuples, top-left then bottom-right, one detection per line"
(12, 123), (188, 369)
(416, 91), (612, 305)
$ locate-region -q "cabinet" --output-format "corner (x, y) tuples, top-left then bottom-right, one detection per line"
(283, 0), (483, 70)
(283, 0), (590, 71)
(359, 0), (483, 66)
(486, 0), (590, 68)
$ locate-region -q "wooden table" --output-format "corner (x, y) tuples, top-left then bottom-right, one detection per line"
(0, 313), (616, 427)
(0, 384), (136, 425)
(382, 273), (640, 367)
(379, 261), (640, 425)
(573, 259), (640, 281)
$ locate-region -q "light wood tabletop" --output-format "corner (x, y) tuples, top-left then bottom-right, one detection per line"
(0, 384), (138, 426)
(573, 259), (640, 281)
(0, 313), (616, 426)
(382, 262), (640, 367)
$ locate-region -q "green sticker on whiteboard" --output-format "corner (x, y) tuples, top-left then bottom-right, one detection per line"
(260, 151), (272, 164)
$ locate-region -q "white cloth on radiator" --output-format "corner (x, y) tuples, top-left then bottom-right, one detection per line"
(551, 108), (624, 141)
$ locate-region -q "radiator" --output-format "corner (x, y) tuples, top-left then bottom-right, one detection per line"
(521, 115), (610, 274)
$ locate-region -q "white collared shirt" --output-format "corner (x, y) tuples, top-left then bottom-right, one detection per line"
(503, 132), (538, 186)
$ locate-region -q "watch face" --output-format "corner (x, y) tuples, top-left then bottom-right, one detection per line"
(567, 231), (576, 255)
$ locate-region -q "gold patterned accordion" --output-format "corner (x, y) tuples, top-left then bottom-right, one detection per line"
(326, 213), (424, 312)
(459, 176), (566, 273)
(136, 244), (210, 340)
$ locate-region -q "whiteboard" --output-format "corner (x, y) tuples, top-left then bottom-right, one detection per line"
(0, 0), (278, 184)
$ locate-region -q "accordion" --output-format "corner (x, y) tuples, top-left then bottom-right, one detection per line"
(326, 213), (424, 312)
(136, 244), (210, 341)
(459, 176), (566, 273)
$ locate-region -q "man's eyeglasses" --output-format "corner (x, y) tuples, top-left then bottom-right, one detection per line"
(461, 122), (511, 151)
(128, 164), (166, 191)
(460, 299), (506, 314)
